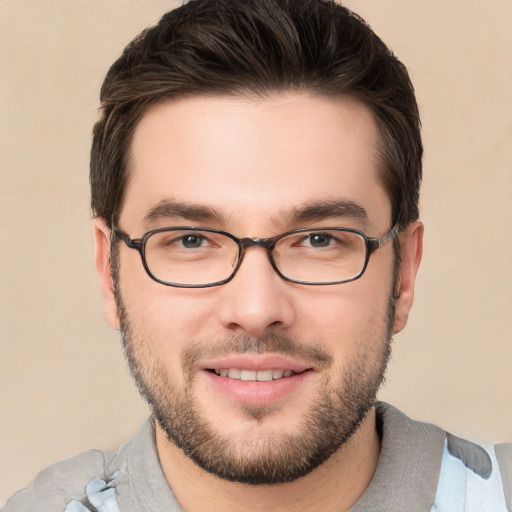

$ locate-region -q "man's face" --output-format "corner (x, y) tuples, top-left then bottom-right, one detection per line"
(96, 93), (419, 484)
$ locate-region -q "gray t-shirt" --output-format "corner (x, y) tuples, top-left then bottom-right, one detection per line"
(5, 402), (511, 511)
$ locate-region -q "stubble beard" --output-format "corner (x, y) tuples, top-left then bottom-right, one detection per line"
(112, 263), (396, 485)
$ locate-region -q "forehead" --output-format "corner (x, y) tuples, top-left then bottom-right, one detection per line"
(122, 93), (390, 232)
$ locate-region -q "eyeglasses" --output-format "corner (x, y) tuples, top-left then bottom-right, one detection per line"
(113, 225), (398, 288)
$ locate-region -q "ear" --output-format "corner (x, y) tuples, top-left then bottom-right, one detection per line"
(393, 221), (423, 334)
(93, 217), (120, 330)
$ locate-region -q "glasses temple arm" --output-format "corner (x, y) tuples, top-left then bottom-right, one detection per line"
(112, 228), (143, 250)
(367, 224), (399, 253)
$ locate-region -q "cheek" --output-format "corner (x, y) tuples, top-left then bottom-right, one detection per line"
(292, 277), (393, 352)
(119, 269), (223, 359)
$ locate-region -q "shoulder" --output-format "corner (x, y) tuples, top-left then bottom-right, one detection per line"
(3, 418), (171, 512)
(495, 442), (512, 509)
(433, 435), (511, 511)
(357, 403), (512, 511)
(4, 449), (115, 511)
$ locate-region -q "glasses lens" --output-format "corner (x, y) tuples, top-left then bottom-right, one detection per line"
(144, 229), (239, 286)
(274, 229), (367, 284)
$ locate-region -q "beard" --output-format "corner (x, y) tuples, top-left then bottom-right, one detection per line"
(114, 285), (395, 485)
(111, 241), (398, 485)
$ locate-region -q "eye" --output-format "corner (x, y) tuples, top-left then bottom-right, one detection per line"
(155, 232), (213, 250)
(301, 232), (334, 248)
(179, 233), (207, 249)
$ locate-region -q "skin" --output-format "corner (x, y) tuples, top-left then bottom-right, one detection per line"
(94, 93), (423, 511)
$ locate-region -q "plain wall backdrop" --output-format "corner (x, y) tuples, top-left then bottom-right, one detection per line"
(1, 0), (511, 502)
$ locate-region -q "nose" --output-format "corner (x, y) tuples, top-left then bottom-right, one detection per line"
(216, 247), (296, 338)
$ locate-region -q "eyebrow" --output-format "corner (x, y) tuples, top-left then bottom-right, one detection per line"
(142, 198), (224, 229)
(284, 199), (369, 226)
(142, 197), (369, 231)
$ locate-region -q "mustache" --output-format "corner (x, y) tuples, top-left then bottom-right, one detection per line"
(182, 333), (334, 371)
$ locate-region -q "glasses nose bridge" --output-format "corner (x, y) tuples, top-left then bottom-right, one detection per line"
(239, 236), (277, 253)
(237, 236), (278, 267)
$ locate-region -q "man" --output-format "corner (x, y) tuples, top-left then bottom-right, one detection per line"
(5, 0), (511, 510)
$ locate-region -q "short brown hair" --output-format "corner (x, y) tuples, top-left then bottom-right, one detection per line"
(90, 0), (422, 230)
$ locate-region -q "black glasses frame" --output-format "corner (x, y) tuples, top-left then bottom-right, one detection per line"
(113, 225), (399, 288)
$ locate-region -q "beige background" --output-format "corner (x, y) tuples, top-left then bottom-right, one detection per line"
(1, 0), (511, 503)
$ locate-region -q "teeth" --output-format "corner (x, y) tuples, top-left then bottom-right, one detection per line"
(240, 370), (257, 381)
(228, 368), (241, 379)
(256, 370), (273, 382)
(213, 368), (296, 381)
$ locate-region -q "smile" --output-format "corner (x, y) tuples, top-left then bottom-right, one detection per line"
(202, 360), (313, 405)
(212, 368), (296, 381)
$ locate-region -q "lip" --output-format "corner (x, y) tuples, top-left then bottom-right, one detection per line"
(198, 354), (314, 406)
(199, 354), (311, 373)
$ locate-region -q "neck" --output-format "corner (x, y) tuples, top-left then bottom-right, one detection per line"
(155, 408), (380, 512)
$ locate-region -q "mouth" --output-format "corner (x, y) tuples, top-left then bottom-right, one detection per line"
(199, 356), (314, 406)
(209, 368), (298, 381)
(201, 354), (311, 381)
